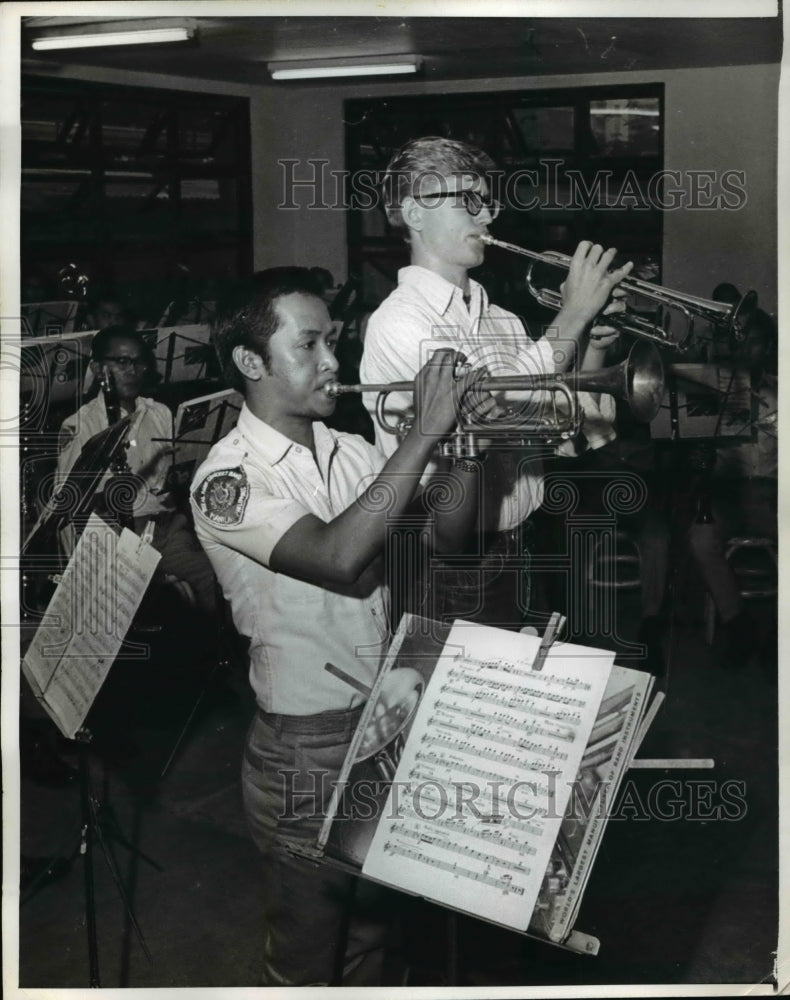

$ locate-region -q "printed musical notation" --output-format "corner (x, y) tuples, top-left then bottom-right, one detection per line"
(22, 513), (160, 739)
(389, 821), (533, 873)
(363, 620), (615, 931)
(382, 842), (527, 895)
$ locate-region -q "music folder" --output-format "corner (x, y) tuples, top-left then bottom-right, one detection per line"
(297, 614), (655, 955)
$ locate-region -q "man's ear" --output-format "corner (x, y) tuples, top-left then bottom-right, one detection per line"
(232, 344), (265, 382)
(400, 195), (424, 234)
(90, 360), (104, 382)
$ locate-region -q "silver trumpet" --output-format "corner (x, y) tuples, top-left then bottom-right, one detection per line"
(327, 340), (664, 459)
(479, 234), (757, 351)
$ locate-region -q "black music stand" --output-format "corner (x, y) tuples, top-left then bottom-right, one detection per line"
(73, 727), (160, 987)
(22, 502), (165, 985)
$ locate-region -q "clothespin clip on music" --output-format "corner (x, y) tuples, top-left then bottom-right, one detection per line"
(138, 519), (156, 549)
(526, 611), (566, 672)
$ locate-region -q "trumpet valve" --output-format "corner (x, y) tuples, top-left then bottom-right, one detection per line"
(440, 430), (481, 460)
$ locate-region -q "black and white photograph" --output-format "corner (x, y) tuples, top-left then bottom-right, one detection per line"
(1, 1), (785, 995)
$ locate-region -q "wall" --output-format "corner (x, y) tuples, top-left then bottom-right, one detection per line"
(29, 60), (780, 314)
(249, 63), (780, 314)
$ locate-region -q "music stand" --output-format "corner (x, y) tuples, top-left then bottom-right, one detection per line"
(21, 514), (163, 985)
(153, 388), (244, 778)
(21, 300), (79, 338)
(73, 728), (159, 986)
(169, 386), (243, 487)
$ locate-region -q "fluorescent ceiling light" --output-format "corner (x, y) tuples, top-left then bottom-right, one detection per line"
(269, 58), (421, 81)
(589, 108), (660, 117)
(31, 26), (194, 51)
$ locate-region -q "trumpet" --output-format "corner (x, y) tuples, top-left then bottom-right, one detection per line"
(479, 234), (757, 351)
(327, 340), (664, 459)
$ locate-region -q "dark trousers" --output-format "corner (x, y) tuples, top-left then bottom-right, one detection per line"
(241, 705), (398, 986)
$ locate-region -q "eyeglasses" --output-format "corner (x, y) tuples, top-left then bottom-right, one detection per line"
(418, 188), (502, 220)
(102, 356), (148, 371)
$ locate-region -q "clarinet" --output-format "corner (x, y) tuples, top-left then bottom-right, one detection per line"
(98, 369), (136, 528)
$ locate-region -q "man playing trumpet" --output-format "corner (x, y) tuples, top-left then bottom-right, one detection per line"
(360, 135), (632, 628)
(190, 267), (496, 985)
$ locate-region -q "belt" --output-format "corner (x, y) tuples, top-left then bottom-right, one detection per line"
(254, 702), (364, 738)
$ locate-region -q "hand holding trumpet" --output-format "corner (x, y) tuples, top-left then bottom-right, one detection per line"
(558, 242), (634, 332)
(587, 287), (628, 350)
(408, 348), (503, 441)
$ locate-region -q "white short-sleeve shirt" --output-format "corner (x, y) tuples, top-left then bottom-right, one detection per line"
(360, 266), (558, 531)
(190, 404), (390, 715)
(361, 266), (616, 529)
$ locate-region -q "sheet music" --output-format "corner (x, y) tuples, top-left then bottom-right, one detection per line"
(538, 665), (653, 941)
(363, 620), (614, 930)
(22, 513), (161, 739)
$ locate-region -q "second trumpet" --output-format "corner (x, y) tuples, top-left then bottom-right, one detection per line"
(327, 341), (664, 457)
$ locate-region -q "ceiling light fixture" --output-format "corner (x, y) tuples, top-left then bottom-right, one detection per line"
(268, 56), (422, 81)
(30, 24), (195, 52)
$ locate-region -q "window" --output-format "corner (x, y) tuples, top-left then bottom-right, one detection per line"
(345, 85), (663, 319)
(21, 77), (252, 324)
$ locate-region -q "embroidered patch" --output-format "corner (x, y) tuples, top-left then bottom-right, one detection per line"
(193, 467), (250, 526)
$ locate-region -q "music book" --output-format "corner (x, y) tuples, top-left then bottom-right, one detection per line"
(22, 512), (161, 740)
(310, 615), (655, 954)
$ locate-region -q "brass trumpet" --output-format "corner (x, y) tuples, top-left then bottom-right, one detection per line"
(479, 234), (757, 351)
(327, 340), (664, 459)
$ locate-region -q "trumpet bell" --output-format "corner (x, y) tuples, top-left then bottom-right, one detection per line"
(626, 340), (665, 422)
(569, 340), (664, 424)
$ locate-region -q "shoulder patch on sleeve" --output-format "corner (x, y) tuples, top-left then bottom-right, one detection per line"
(193, 466), (250, 526)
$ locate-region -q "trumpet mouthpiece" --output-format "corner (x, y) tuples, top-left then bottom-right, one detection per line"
(324, 381), (345, 397)
(478, 233), (495, 245)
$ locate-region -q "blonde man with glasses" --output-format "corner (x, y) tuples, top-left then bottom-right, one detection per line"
(361, 136), (631, 628)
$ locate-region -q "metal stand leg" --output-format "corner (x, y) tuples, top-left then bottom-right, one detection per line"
(329, 877), (358, 986)
(77, 733), (101, 987)
(75, 729), (157, 986)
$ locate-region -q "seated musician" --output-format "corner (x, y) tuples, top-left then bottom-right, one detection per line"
(55, 325), (217, 615)
(360, 135), (632, 628)
(189, 267), (493, 986)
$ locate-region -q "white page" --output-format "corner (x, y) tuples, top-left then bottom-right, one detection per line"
(363, 620), (614, 930)
(21, 514), (160, 739)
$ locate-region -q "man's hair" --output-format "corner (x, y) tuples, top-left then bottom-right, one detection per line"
(382, 136), (498, 238)
(212, 267), (326, 392)
(90, 325), (152, 367)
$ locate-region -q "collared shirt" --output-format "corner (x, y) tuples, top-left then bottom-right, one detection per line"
(190, 405), (389, 715)
(360, 265), (615, 530)
(56, 393), (173, 495)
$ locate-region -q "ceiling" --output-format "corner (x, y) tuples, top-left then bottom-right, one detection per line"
(20, 15), (783, 86)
